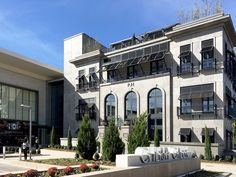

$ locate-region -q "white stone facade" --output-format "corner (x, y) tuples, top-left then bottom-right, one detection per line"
(64, 13), (236, 155)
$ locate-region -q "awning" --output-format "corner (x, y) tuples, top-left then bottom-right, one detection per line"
(200, 46), (214, 53)
(179, 128), (191, 136)
(179, 84), (214, 100)
(201, 128), (214, 136)
(178, 51), (191, 58)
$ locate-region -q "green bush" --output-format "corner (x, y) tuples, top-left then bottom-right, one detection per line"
(154, 126), (160, 147)
(224, 155), (233, 162)
(214, 155), (220, 161)
(77, 115), (97, 160)
(50, 126), (56, 147)
(128, 112), (150, 154)
(204, 127), (212, 160)
(233, 156), (236, 164)
(67, 126), (72, 150)
(199, 154), (204, 160)
(102, 119), (124, 162)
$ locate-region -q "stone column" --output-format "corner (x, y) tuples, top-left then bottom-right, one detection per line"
(98, 125), (107, 154)
(120, 125), (132, 154)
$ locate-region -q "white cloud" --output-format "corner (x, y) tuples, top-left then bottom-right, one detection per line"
(0, 9), (62, 69)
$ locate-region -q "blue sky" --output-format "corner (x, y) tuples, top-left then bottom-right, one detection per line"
(0, 0), (235, 70)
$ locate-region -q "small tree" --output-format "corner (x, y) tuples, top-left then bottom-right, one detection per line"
(50, 126), (56, 147)
(204, 126), (212, 160)
(77, 115), (96, 159)
(128, 112), (150, 154)
(154, 126), (160, 147)
(67, 126), (72, 150)
(103, 118), (124, 162)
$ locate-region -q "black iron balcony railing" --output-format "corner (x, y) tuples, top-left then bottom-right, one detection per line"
(76, 82), (99, 92)
(177, 105), (217, 117)
(89, 81), (99, 89)
(202, 58), (216, 70)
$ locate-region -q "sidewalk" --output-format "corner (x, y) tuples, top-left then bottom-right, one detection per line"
(0, 149), (76, 175)
(201, 162), (236, 176)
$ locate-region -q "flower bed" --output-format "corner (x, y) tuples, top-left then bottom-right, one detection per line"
(2, 163), (102, 177)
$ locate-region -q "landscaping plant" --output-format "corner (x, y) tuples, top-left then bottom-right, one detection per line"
(128, 112), (150, 154)
(24, 169), (38, 177)
(77, 115), (97, 159)
(154, 125), (160, 147)
(50, 126), (56, 147)
(67, 126), (72, 150)
(63, 166), (74, 175)
(79, 163), (90, 173)
(102, 118), (124, 162)
(204, 126), (212, 160)
(47, 167), (58, 177)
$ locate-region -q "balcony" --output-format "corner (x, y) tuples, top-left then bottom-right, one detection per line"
(177, 105), (217, 118)
(177, 63), (200, 75)
(202, 58), (216, 70)
(76, 81), (99, 92)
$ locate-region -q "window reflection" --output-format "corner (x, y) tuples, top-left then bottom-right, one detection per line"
(105, 94), (116, 120)
(125, 92), (137, 120)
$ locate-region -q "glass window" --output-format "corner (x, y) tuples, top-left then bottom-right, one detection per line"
(9, 87), (16, 120)
(148, 89), (163, 141)
(202, 39), (214, 69)
(78, 98), (96, 120)
(16, 89), (23, 120)
(125, 92), (137, 120)
(180, 44), (192, 73)
(203, 97), (214, 112)
(107, 70), (116, 82)
(22, 90), (29, 121)
(1, 85), (9, 119)
(105, 94), (115, 120)
(127, 65), (138, 79)
(30, 92), (37, 122)
(181, 99), (192, 114)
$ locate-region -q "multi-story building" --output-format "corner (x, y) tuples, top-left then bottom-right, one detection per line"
(0, 49), (63, 147)
(64, 13), (236, 156)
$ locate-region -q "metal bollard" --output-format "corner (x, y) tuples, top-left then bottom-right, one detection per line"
(3, 146), (5, 159)
(19, 147), (22, 160)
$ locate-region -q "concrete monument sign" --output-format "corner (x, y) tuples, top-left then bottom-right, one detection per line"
(116, 147), (193, 168)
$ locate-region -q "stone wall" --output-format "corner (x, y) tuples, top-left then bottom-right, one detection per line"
(160, 141), (224, 157)
(68, 158), (200, 177)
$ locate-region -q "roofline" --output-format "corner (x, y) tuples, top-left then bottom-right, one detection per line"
(0, 48), (63, 75)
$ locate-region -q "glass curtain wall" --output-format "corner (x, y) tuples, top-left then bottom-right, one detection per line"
(0, 83), (37, 122)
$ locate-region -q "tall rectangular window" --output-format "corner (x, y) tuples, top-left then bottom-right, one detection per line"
(181, 99), (192, 114)
(180, 44), (192, 73)
(201, 39), (214, 69)
(9, 87), (16, 120)
(127, 65), (138, 79)
(30, 92), (36, 122)
(202, 97), (214, 112)
(1, 85), (9, 119)
(22, 90), (29, 121)
(16, 89), (23, 120)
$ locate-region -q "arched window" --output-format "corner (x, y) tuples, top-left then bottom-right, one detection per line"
(105, 94), (116, 120)
(148, 88), (163, 141)
(125, 91), (137, 120)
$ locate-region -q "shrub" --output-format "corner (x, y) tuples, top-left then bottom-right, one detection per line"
(199, 154), (204, 160)
(24, 169), (38, 177)
(204, 127), (212, 160)
(90, 163), (99, 170)
(47, 167), (58, 177)
(67, 126), (72, 150)
(214, 155), (220, 161)
(77, 115), (97, 160)
(102, 118), (124, 162)
(128, 112), (150, 153)
(50, 126), (56, 147)
(224, 155), (233, 162)
(63, 166), (74, 175)
(154, 125), (160, 147)
(233, 156), (236, 164)
(79, 164), (90, 173)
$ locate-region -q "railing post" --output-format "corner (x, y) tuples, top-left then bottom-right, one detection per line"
(3, 146), (6, 159)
